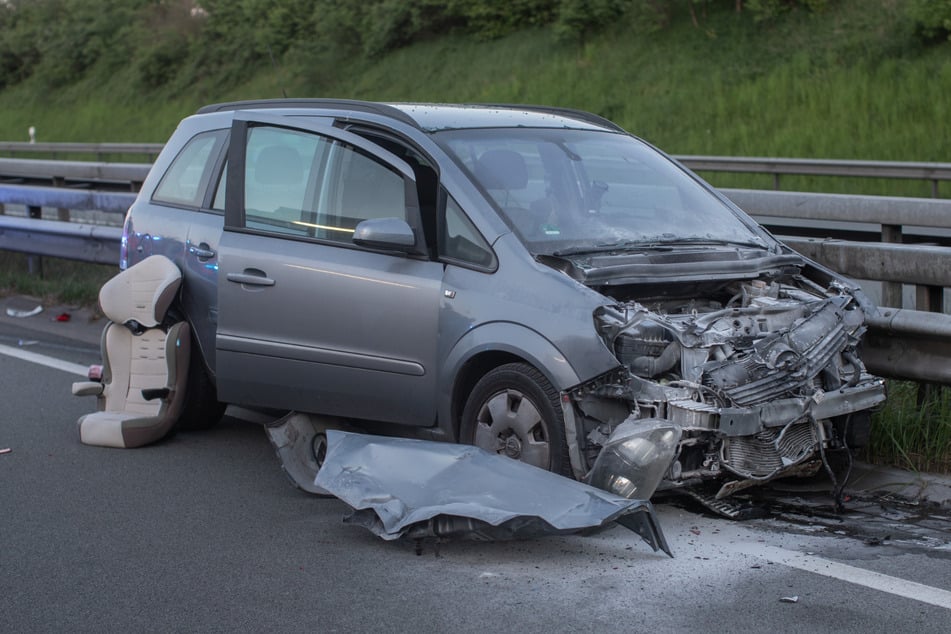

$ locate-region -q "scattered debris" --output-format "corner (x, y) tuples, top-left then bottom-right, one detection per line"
(17, 340), (38, 347)
(315, 431), (672, 556)
(55, 312), (71, 322)
(779, 596), (800, 603)
(6, 305), (43, 318)
(0, 448), (11, 455)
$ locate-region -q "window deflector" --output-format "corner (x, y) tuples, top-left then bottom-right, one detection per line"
(225, 112), (422, 251)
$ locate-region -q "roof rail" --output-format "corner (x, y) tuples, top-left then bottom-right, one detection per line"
(195, 99), (419, 128)
(476, 103), (626, 133)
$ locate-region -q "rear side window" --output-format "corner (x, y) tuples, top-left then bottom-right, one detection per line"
(152, 130), (226, 207)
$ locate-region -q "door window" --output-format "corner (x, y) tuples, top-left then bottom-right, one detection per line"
(244, 126), (328, 237)
(242, 124), (408, 243)
(315, 143), (407, 243)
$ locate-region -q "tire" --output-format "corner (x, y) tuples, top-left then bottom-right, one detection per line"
(460, 362), (571, 476)
(174, 348), (226, 431)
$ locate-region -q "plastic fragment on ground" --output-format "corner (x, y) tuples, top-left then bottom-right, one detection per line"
(6, 306), (42, 318)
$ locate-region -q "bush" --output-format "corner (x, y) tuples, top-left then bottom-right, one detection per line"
(909, 0), (951, 42)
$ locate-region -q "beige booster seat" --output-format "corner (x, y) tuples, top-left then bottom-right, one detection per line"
(72, 255), (190, 448)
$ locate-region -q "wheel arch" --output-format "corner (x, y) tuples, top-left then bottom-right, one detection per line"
(438, 321), (588, 440)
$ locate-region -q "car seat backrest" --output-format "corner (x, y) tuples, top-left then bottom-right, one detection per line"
(98, 254), (182, 328)
(475, 149), (528, 190)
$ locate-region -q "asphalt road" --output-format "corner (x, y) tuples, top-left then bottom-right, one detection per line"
(1, 316), (950, 633)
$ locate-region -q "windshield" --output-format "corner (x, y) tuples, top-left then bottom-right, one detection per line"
(435, 128), (770, 255)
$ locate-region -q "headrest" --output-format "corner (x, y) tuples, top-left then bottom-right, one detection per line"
(475, 149), (528, 190)
(99, 255), (182, 328)
(255, 145), (303, 186)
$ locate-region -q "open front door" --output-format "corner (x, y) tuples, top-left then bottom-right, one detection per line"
(215, 113), (443, 426)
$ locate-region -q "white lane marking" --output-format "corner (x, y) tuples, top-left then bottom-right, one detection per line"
(730, 541), (951, 610)
(0, 342), (89, 377)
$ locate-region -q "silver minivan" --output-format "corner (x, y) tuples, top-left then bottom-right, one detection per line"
(122, 99), (885, 502)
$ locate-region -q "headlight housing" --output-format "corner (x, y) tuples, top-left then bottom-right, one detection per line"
(587, 419), (681, 500)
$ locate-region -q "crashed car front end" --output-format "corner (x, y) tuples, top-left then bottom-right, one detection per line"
(566, 257), (886, 501)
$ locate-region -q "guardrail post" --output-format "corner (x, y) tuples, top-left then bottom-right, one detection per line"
(916, 285), (944, 313)
(27, 255), (43, 276)
(52, 176), (71, 221)
(881, 223), (903, 308)
(25, 204), (44, 275)
(915, 282), (945, 406)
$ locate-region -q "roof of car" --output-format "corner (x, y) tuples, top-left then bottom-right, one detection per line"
(196, 99), (624, 133)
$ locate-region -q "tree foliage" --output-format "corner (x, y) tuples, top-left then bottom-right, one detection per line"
(0, 0), (928, 94)
(909, 0), (951, 42)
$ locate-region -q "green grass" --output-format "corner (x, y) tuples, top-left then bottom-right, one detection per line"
(0, 252), (116, 308)
(867, 382), (951, 474)
(1, 1), (948, 197)
(0, 4), (944, 151)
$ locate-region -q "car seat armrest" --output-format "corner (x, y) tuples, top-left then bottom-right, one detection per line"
(141, 387), (171, 401)
(72, 381), (104, 397)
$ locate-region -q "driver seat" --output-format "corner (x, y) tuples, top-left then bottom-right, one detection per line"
(72, 255), (190, 448)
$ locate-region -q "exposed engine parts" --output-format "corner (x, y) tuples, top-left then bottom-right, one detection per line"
(578, 274), (886, 499)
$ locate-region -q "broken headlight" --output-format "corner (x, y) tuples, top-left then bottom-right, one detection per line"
(587, 419), (681, 500)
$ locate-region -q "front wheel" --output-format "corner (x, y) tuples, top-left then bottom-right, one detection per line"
(460, 362), (571, 476)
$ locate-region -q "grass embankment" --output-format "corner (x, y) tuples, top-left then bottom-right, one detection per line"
(0, 252), (115, 307)
(1, 0), (949, 473)
(2, 0), (949, 196)
(864, 383), (951, 475)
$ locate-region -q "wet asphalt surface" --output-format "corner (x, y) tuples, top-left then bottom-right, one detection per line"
(2, 313), (950, 633)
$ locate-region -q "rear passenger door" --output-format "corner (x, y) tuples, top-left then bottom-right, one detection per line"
(144, 127), (229, 373)
(215, 113), (443, 426)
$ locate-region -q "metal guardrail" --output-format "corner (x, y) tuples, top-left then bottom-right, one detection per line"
(0, 215), (121, 265)
(0, 142), (163, 161)
(4, 150), (951, 385)
(0, 157), (151, 191)
(3, 143), (951, 194)
(864, 308), (951, 384)
(681, 156), (951, 197)
(725, 188), (951, 309)
(0, 184), (136, 215)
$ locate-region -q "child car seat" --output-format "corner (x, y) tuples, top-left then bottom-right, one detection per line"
(72, 255), (190, 448)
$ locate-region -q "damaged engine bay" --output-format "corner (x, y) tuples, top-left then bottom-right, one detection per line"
(564, 252), (887, 502)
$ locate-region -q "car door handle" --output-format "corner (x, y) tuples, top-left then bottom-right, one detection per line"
(188, 244), (216, 260)
(226, 271), (275, 286)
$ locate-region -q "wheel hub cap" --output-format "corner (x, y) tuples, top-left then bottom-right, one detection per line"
(503, 435), (522, 459)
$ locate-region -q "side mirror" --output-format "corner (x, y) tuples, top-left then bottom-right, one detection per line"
(352, 217), (417, 252)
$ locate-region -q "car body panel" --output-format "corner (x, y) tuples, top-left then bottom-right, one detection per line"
(216, 230), (444, 424)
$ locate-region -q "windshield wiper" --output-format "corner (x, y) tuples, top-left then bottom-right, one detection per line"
(551, 237), (768, 257)
(645, 237), (770, 250)
(551, 240), (666, 257)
